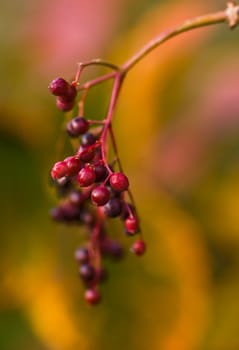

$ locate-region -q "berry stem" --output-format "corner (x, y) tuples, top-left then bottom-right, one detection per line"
(122, 3), (239, 72)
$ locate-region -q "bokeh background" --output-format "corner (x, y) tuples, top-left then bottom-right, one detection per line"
(1, 0), (239, 349)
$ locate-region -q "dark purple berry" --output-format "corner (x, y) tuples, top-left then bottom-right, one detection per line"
(77, 167), (96, 187)
(131, 240), (146, 256)
(67, 117), (89, 137)
(100, 239), (123, 259)
(75, 247), (90, 264)
(94, 164), (108, 182)
(49, 77), (69, 96)
(50, 206), (65, 221)
(91, 186), (110, 206)
(79, 210), (95, 226)
(103, 198), (122, 217)
(51, 161), (68, 180)
(79, 264), (95, 282)
(110, 172), (129, 192)
(125, 216), (139, 235)
(69, 190), (85, 206)
(84, 289), (101, 305)
(51, 202), (80, 222)
(81, 132), (96, 147)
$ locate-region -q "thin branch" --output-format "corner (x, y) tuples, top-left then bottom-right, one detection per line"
(122, 2), (239, 72)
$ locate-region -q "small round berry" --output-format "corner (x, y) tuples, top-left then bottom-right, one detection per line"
(77, 167), (96, 187)
(66, 117), (89, 137)
(75, 247), (90, 264)
(84, 288), (101, 305)
(100, 239), (123, 259)
(49, 77), (69, 96)
(94, 164), (108, 182)
(91, 186), (110, 206)
(79, 210), (95, 226)
(125, 216), (139, 235)
(103, 198), (122, 218)
(131, 240), (146, 256)
(65, 156), (81, 176)
(79, 264), (95, 282)
(110, 172), (129, 192)
(56, 97), (74, 112)
(78, 146), (95, 163)
(51, 202), (80, 222)
(81, 132), (96, 147)
(55, 177), (72, 196)
(50, 206), (65, 221)
(63, 85), (77, 102)
(51, 161), (68, 180)
(69, 190), (85, 206)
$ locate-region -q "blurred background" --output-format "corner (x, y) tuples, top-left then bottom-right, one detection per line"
(1, 0), (239, 349)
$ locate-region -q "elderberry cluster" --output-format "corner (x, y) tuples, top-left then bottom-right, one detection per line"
(49, 77), (146, 305)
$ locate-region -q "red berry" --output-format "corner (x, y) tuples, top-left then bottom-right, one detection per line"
(56, 97), (74, 112)
(67, 117), (89, 137)
(77, 146), (95, 163)
(65, 156), (81, 176)
(63, 85), (77, 102)
(110, 172), (129, 192)
(131, 240), (146, 256)
(77, 167), (96, 187)
(84, 289), (101, 305)
(51, 161), (68, 179)
(49, 77), (69, 96)
(125, 216), (139, 235)
(91, 186), (110, 206)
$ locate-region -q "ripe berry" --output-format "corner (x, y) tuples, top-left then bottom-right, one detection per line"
(56, 97), (74, 112)
(91, 186), (110, 206)
(94, 164), (108, 182)
(110, 172), (129, 192)
(131, 240), (146, 256)
(101, 239), (123, 259)
(51, 202), (80, 222)
(75, 247), (90, 264)
(49, 77), (69, 96)
(79, 264), (95, 282)
(77, 167), (96, 187)
(51, 161), (68, 180)
(84, 288), (101, 305)
(69, 190), (85, 206)
(62, 85), (77, 102)
(79, 210), (95, 226)
(81, 132), (96, 147)
(125, 216), (139, 235)
(67, 117), (89, 137)
(103, 198), (122, 217)
(78, 146), (95, 163)
(65, 156), (81, 176)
